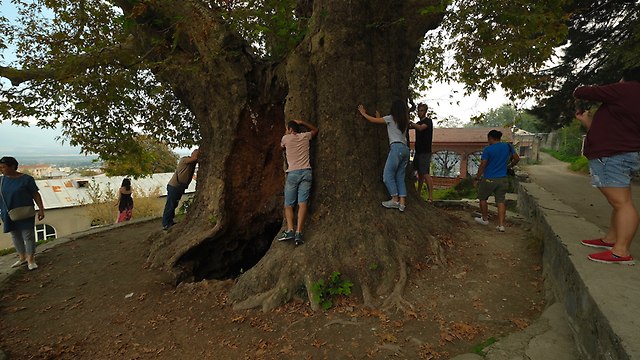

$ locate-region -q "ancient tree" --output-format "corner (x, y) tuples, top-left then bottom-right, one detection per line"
(0, 0), (573, 310)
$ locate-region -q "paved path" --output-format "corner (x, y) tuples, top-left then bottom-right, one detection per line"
(526, 152), (640, 257)
(453, 153), (640, 360)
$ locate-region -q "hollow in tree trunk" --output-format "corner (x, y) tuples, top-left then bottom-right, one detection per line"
(138, 0), (447, 311)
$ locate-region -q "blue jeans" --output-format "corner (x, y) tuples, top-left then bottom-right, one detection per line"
(162, 184), (186, 227)
(383, 142), (410, 197)
(589, 152), (640, 188)
(284, 169), (313, 207)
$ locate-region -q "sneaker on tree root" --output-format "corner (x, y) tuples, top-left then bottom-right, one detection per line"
(277, 230), (294, 241)
(382, 200), (400, 209)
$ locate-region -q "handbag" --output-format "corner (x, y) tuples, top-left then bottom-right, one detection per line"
(0, 176), (37, 221)
(8, 206), (36, 221)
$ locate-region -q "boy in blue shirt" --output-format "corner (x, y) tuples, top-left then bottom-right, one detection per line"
(474, 130), (520, 232)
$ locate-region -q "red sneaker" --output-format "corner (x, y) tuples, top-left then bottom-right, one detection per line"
(587, 250), (635, 265)
(581, 238), (614, 249)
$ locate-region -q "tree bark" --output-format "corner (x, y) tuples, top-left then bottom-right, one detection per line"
(127, 0), (447, 311)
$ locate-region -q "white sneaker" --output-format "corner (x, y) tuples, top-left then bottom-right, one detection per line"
(11, 259), (27, 268)
(474, 217), (489, 225)
(496, 225), (505, 232)
(382, 200), (400, 209)
(28, 262), (38, 271)
(398, 204), (406, 212)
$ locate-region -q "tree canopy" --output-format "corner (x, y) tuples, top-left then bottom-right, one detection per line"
(529, 0), (640, 128)
(1, 0), (623, 157)
(412, 0), (640, 129)
(2, 0), (634, 311)
(100, 135), (179, 177)
(470, 104), (544, 133)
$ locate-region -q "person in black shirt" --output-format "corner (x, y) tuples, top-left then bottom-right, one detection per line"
(410, 103), (434, 202)
(117, 178), (133, 223)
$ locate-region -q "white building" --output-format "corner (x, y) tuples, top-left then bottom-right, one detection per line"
(1, 173), (196, 249)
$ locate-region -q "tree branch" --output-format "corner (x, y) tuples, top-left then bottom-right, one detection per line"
(0, 35), (140, 86)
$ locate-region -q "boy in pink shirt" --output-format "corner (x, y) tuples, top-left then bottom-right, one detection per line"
(278, 120), (319, 245)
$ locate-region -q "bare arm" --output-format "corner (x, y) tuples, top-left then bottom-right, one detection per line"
(184, 149), (199, 164)
(575, 110), (592, 130)
(295, 119), (319, 138)
(509, 152), (520, 167)
(475, 160), (488, 180)
(411, 122), (429, 131)
(33, 191), (45, 221)
(357, 104), (385, 124)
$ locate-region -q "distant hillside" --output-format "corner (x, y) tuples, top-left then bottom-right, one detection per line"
(0, 122), (194, 166)
(0, 122), (84, 157)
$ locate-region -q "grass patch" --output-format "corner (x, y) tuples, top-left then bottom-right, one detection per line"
(1, 237), (58, 256)
(470, 337), (498, 355)
(541, 148), (589, 174)
(569, 156), (589, 174)
(540, 148), (581, 163)
(431, 177), (477, 200)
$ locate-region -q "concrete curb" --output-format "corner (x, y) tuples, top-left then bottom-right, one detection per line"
(519, 182), (640, 360)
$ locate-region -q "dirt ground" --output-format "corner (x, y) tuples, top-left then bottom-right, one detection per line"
(0, 205), (544, 359)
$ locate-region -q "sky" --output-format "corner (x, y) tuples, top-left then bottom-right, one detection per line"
(0, 1), (514, 157)
(0, 84), (512, 157)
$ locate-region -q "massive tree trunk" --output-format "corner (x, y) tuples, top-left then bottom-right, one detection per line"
(128, 1), (446, 311)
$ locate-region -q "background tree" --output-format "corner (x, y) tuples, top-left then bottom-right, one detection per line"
(469, 104), (544, 132)
(100, 136), (180, 177)
(436, 115), (465, 128)
(0, 0), (574, 311)
(529, 0), (640, 128)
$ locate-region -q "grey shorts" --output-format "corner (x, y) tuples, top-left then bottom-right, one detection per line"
(477, 177), (509, 203)
(414, 153), (432, 175)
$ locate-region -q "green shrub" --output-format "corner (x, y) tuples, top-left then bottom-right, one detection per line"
(311, 271), (353, 310)
(569, 156), (589, 174)
(432, 176), (478, 200)
(540, 148), (581, 163)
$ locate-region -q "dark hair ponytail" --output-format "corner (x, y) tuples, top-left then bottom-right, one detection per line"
(121, 178), (131, 191)
(390, 100), (409, 133)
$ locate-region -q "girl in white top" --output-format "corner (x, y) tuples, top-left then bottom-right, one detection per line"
(358, 100), (411, 212)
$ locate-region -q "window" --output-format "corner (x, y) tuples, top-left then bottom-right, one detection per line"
(519, 146), (527, 156)
(35, 224), (57, 242)
(467, 152), (483, 176)
(432, 151), (461, 178)
(73, 180), (90, 188)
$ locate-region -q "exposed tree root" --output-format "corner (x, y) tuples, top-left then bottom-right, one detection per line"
(362, 285), (375, 308)
(227, 203), (444, 312)
(381, 255), (415, 314)
(232, 287), (282, 312)
(377, 343), (405, 356)
(324, 319), (359, 327)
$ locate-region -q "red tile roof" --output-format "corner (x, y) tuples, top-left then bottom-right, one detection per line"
(409, 127), (513, 144)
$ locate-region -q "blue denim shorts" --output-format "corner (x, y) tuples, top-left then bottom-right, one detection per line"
(589, 152), (640, 188)
(284, 169), (312, 207)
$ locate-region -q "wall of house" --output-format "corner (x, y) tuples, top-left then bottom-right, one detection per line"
(432, 176), (462, 188)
